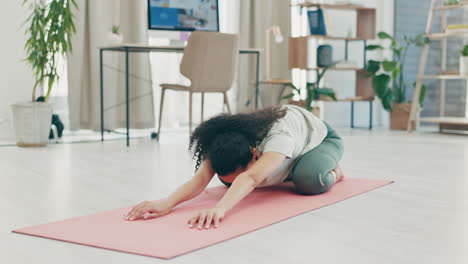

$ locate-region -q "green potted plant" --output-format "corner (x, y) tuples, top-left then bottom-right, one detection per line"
(365, 31), (429, 130)
(283, 67), (337, 117)
(445, 0), (459, 5)
(460, 45), (468, 75)
(108, 25), (123, 45)
(10, 0), (77, 147)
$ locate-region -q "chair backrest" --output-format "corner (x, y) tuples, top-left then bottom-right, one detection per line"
(180, 31), (240, 93)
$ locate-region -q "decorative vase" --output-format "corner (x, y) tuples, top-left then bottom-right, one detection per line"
(10, 102), (52, 147)
(317, 45), (333, 67)
(108, 32), (123, 45)
(459, 56), (468, 75)
(390, 103), (419, 130)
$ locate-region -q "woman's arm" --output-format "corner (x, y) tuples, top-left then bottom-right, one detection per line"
(166, 159), (215, 208)
(216, 152), (286, 211)
(188, 152), (286, 228)
(125, 159), (215, 221)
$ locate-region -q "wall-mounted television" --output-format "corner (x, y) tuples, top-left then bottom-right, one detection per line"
(147, 0), (219, 32)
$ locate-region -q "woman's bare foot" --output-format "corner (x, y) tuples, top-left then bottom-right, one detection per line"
(332, 164), (345, 183)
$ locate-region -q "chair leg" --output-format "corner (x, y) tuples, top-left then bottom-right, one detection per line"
(224, 92), (232, 114)
(157, 87), (166, 137)
(189, 91), (193, 133)
(201, 92), (204, 122)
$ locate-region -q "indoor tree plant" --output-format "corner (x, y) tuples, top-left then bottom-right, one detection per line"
(365, 31), (429, 130)
(10, 0), (77, 147)
(283, 67), (337, 116)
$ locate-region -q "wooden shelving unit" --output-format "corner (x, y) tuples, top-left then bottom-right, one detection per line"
(419, 117), (468, 124)
(305, 35), (372, 41)
(408, 0), (468, 133)
(432, 2), (468, 10)
(419, 74), (468, 80)
(307, 67), (364, 71)
(426, 31), (468, 39)
(288, 2), (376, 128)
(419, 117), (468, 132)
(258, 79), (292, 84)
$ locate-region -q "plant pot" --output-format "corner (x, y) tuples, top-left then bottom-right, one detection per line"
(288, 100), (320, 117)
(108, 32), (123, 45)
(10, 102), (52, 147)
(390, 103), (417, 130)
(460, 56), (468, 75)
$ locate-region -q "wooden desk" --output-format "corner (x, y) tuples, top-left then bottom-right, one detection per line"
(99, 44), (262, 146)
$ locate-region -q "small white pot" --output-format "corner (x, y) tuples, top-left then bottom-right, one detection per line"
(9, 102), (52, 147)
(460, 56), (468, 75)
(108, 32), (123, 45)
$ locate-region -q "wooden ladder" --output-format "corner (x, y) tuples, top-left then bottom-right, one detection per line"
(407, 0), (468, 132)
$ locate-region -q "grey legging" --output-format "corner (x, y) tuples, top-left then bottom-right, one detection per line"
(290, 122), (344, 195)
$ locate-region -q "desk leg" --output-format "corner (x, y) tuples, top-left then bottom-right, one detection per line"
(255, 52), (260, 109)
(125, 49), (130, 147)
(369, 100), (373, 130)
(100, 49), (104, 142)
(351, 101), (355, 128)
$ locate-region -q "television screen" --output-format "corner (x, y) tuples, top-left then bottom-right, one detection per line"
(147, 0), (219, 31)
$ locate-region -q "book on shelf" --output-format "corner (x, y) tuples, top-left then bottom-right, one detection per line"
(307, 8), (327, 35)
(446, 24), (468, 33)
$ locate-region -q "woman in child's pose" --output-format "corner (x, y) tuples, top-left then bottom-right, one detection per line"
(125, 105), (344, 229)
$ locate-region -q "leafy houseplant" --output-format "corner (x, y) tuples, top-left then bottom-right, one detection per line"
(23, 0), (77, 102)
(459, 45), (468, 75)
(10, 0), (77, 147)
(108, 25), (123, 45)
(445, 0), (459, 5)
(365, 32), (429, 130)
(112, 25), (120, 34)
(283, 67), (337, 114)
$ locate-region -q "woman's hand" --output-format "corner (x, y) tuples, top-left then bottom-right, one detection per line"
(188, 207), (226, 229)
(124, 200), (173, 221)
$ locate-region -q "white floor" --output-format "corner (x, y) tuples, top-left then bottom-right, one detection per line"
(1, 128), (467, 264)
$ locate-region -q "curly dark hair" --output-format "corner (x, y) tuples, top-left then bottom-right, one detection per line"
(188, 106), (287, 176)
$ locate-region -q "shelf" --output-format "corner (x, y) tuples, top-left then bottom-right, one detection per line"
(305, 35), (372, 41)
(292, 3), (374, 11)
(425, 31), (468, 39)
(259, 79), (292, 84)
(433, 3), (468, 11)
(418, 75), (468, 80)
(315, 97), (373, 102)
(308, 67), (365, 71)
(419, 117), (468, 125)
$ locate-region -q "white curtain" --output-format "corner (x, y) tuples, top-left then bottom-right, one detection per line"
(67, 0), (154, 131)
(237, 0), (291, 111)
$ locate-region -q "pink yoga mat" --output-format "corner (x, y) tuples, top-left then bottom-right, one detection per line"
(13, 178), (392, 259)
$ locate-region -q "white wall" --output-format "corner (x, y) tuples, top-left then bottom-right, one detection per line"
(0, 2), (34, 139)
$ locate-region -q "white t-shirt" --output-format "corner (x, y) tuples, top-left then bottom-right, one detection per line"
(256, 105), (328, 187)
